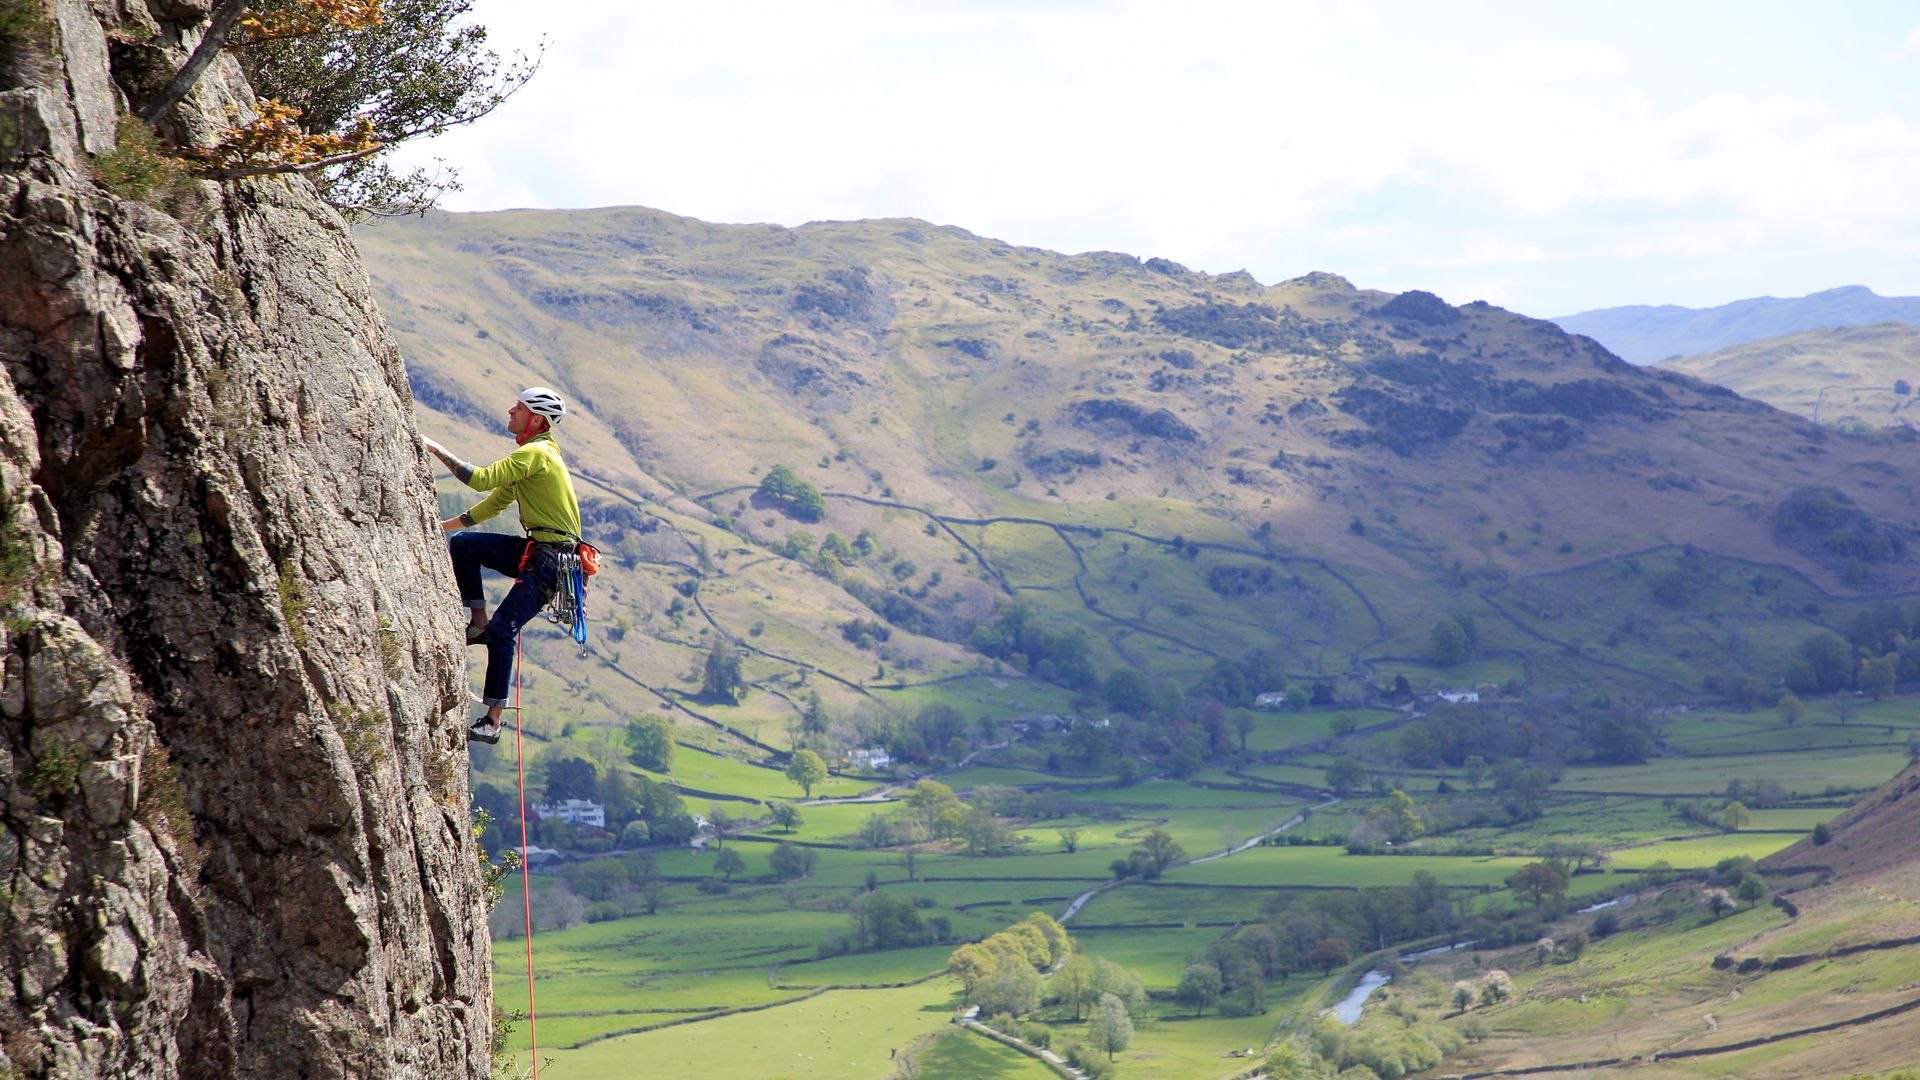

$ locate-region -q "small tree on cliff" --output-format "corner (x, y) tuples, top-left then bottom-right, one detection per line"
(137, 0), (539, 216)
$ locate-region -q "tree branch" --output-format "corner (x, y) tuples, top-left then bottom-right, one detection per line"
(139, 0), (252, 124)
(195, 140), (387, 179)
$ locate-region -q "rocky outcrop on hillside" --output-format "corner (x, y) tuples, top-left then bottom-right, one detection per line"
(0, 4), (487, 1077)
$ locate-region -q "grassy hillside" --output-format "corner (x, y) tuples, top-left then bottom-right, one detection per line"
(1660, 321), (1920, 430)
(359, 207), (1920, 740)
(1410, 759), (1920, 1080)
(352, 209), (1920, 1078)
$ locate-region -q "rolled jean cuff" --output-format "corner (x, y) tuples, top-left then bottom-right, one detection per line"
(464, 599), (486, 610)
(483, 696), (509, 708)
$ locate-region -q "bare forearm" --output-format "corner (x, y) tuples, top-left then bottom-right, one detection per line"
(421, 436), (477, 483)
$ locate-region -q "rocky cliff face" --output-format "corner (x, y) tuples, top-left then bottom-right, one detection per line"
(0, 3), (489, 1077)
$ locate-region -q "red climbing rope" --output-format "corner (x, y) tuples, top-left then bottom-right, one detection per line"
(513, 630), (539, 1078)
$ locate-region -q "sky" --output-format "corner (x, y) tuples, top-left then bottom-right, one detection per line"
(388, 1), (1920, 318)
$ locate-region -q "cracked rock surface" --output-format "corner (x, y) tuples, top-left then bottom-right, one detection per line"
(0, 5), (488, 1077)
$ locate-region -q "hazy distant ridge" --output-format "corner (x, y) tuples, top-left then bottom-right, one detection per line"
(1554, 285), (1920, 365)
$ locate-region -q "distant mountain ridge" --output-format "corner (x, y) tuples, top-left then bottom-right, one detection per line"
(1554, 285), (1920, 365)
(356, 208), (1920, 729)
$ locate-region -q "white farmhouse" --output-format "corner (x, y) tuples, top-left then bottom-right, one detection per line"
(1437, 689), (1479, 705)
(849, 747), (892, 770)
(1254, 691), (1288, 709)
(531, 798), (606, 828)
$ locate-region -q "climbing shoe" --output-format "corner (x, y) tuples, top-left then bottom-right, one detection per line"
(466, 624), (488, 646)
(468, 716), (503, 745)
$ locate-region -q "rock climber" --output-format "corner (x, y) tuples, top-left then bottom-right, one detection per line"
(420, 386), (582, 744)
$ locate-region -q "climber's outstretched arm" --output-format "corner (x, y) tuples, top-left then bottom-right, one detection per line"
(420, 435), (477, 484)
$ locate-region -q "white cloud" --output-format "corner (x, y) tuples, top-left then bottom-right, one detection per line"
(386, 2), (1920, 314)
(1896, 25), (1920, 61)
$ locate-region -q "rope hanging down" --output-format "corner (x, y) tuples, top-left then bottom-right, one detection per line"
(513, 631), (540, 1077)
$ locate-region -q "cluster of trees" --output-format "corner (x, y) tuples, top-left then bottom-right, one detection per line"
(857, 779), (1021, 856)
(1263, 1014), (1473, 1080)
(1771, 485), (1906, 572)
(783, 696), (1009, 780)
(1191, 653), (1293, 708)
(779, 527), (876, 583)
(1397, 697), (1662, 772)
(757, 464), (828, 521)
(1712, 602), (1920, 707)
(1173, 872), (1460, 1017)
(966, 602), (1098, 688)
(1107, 828), (1185, 880)
(1448, 969), (1515, 1014)
(489, 850), (672, 939)
(816, 891), (955, 956)
(947, 914), (1072, 1013)
(473, 750), (698, 858)
(879, 703), (978, 768)
(946, 915), (1148, 1064)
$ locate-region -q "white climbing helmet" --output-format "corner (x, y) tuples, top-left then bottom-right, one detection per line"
(518, 386), (566, 425)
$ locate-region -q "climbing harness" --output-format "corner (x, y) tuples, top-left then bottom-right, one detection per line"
(518, 531), (598, 646)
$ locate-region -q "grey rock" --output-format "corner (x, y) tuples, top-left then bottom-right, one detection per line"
(0, 4), (489, 1078)
(51, 0), (118, 155)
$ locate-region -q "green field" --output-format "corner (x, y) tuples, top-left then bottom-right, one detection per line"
(470, 674), (1920, 1080)
(915, 1029), (1059, 1080)
(1557, 747), (1907, 795)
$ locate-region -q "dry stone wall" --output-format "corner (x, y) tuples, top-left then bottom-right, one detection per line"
(0, 3), (489, 1076)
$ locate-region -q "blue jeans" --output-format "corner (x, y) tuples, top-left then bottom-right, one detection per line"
(448, 532), (556, 707)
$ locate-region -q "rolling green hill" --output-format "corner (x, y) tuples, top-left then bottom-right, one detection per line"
(355, 208), (1920, 742)
(1659, 321), (1920, 430)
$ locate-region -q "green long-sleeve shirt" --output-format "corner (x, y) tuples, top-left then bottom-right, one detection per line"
(463, 432), (582, 541)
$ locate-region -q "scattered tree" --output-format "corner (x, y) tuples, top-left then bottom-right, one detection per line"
(1232, 710), (1256, 752)
(1450, 981), (1476, 1015)
(1859, 653), (1897, 701)
(769, 802), (802, 832)
(1463, 755), (1489, 789)
(785, 749), (827, 799)
(1324, 756), (1367, 795)
(625, 714), (674, 771)
(713, 848), (745, 881)
(769, 841), (816, 880)
(701, 639), (747, 702)
(1505, 861), (1568, 908)
(1430, 618), (1470, 666)
(1088, 992), (1134, 1059)
(1308, 937), (1351, 974)
(1055, 953), (1096, 1019)
(1777, 693), (1805, 728)
(757, 464), (827, 521)
(1176, 963), (1224, 1016)
(1138, 829), (1186, 875)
